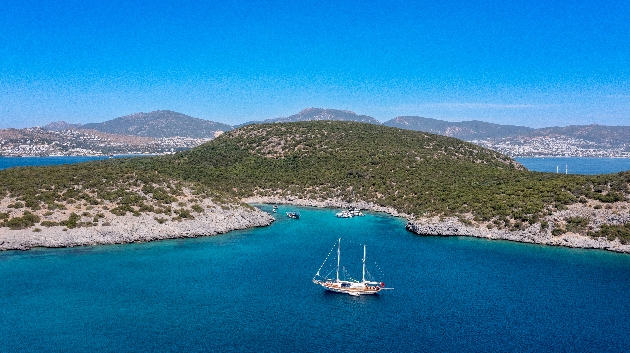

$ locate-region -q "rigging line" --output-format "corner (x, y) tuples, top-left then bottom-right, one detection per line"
(314, 242), (336, 278)
(323, 268), (335, 279)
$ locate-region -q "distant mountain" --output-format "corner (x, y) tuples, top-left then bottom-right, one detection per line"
(238, 108), (381, 127)
(383, 116), (533, 140)
(530, 124), (630, 147)
(42, 121), (83, 131)
(80, 110), (232, 138)
(382, 116), (630, 157)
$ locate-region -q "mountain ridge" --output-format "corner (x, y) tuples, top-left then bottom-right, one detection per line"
(80, 110), (232, 138)
(383, 116), (534, 139)
(42, 121), (83, 131)
(237, 108), (381, 127)
(383, 116), (630, 157)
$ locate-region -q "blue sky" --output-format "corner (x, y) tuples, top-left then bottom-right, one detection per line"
(1, 0), (628, 128)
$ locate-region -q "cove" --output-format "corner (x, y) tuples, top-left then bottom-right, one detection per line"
(1, 205), (630, 352)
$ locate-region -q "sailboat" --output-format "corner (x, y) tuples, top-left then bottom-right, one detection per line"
(312, 239), (392, 296)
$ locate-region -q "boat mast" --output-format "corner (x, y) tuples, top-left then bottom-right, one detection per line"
(362, 244), (366, 283)
(336, 238), (341, 282)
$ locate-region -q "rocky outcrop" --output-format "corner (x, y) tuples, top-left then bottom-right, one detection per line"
(0, 206), (274, 251)
(405, 202), (630, 254)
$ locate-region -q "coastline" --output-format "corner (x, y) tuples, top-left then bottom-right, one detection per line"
(245, 196), (630, 254)
(243, 196), (410, 218)
(0, 206), (274, 251)
(1, 193), (628, 254)
(405, 216), (630, 254)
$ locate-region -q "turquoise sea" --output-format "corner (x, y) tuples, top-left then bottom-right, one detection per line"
(2, 157), (630, 352)
(2, 206), (630, 352)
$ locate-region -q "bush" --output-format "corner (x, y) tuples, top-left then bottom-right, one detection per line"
(174, 208), (194, 219)
(552, 227), (565, 236)
(40, 221), (59, 227)
(565, 217), (589, 233)
(59, 212), (80, 229)
(589, 223), (630, 244)
(154, 217), (167, 224)
(6, 213), (41, 230)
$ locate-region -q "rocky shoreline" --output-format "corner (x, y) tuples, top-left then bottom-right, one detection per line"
(0, 206), (274, 251)
(405, 216), (630, 254)
(243, 196), (410, 218)
(2, 192), (629, 254)
(246, 196), (630, 254)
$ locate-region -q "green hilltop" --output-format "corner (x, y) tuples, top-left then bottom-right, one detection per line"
(80, 110), (233, 138)
(155, 121), (628, 220)
(1, 121), (629, 240)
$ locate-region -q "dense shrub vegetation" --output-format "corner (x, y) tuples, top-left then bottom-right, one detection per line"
(589, 224), (630, 245)
(1, 121), (629, 241)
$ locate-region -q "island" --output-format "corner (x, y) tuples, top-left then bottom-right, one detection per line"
(1, 121), (629, 253)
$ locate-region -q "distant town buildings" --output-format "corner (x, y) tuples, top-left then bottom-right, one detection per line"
(472, 136), (630, 158)
(2, 125), (629, 158)
(0, 128), (214, 157)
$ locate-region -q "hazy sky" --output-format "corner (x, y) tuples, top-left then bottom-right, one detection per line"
(1, 0), (628, 128)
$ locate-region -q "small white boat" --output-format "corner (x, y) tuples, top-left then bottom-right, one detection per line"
(286, 211), (300, 219)
(272, 205), (278, 213)
(348, 206), (363, 217)
(335, 210), (353, 218)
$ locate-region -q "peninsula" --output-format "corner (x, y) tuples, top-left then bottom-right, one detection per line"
(1, 121), (629, 252)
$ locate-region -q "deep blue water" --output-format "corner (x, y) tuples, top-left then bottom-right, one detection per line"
(1, 205), (630, 352)
(4, 156), (630, 175)
(2, 157), (630, 351)
(0, 155), (150, 170)
(516, 157), (630, 175)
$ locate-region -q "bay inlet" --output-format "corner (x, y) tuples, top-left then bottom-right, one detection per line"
(1, 205), (630, 352)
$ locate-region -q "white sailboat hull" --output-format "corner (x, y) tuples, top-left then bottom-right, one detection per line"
(313, 280), (382, 296)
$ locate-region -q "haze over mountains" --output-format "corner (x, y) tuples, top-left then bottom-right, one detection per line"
(79, 110), (233, 138)
(383, 116), (630, 157)
(2, 108), (629, 157)
(383, 116), (534, 140)
(383, 116), (630, 145)
(42, 121), (84, 131)
(237, 108), (381, 126)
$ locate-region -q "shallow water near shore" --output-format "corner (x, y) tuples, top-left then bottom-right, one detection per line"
(1, 205), (630, 352)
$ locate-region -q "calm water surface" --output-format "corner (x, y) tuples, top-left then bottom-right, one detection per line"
(1, 205), (630, 352)
(2, 157), (630, 351)
(4, 156), (630, 175)
(516, 157), (630, 175)
(0, 155), (150, 170)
